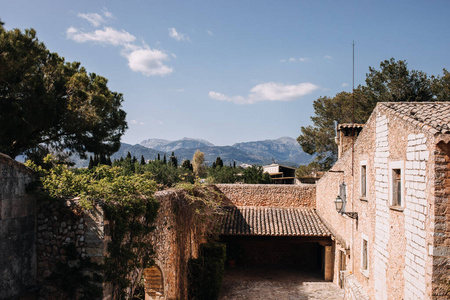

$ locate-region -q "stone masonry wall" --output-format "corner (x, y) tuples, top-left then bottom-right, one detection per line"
(0, 153), (37, 300)
(150, 190), (213, 300)
(404, 133), (429, 299)
(215, 184), (316, 208)
(316, 103), (440, 300)
(373, 113), (390, 300)
(36, 199), (107, 300)
(432, 141), (450, 298)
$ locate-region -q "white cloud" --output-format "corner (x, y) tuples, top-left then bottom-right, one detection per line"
(123, 46), (173, 76)
(67, 26), (136, 46)
(102, 8), (113, 19)
(68, 10), (173, 77)
(281, 57), (309, 63)
(209, 82), (319, 105)
(77, 13), (104, 27)
(77, 9), (113, 27)
(207, 30), (213, 36)
(324, 55), (332, 59)
(168, 27), (190, 41)
(299, 57), (310, 62)
(280, 59), (287, 63)
(289, 58), (296, 62)
(341, 83), (349, 87)
(130, 120), (145, 125)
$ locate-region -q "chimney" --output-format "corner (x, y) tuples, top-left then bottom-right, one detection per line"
(335, 123), (364, 159)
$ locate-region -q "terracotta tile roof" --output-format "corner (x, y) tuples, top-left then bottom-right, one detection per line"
(338, 123), (365, 130)
(381, 102), (450, 135)
(219, 206), (331, 237)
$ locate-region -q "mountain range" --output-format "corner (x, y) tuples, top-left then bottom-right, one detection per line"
(136, 137), (314, 167)
(65, 137), (314, 168)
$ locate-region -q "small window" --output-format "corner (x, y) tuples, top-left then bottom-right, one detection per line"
(361, 165), (367, 198)
(389, 161), (404, 209)
(392, 169), (402, 206)
(362, 239), (368, 271)
(361, 235), (369, 277)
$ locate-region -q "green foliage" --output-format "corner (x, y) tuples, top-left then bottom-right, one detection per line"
(47, 243), (103, 299)
(0, 24), (127, 159)
(298, 58), (449, 170)
(242, 165), (272, 184)
(212, 156), (223, 168)
(27, 158), (159, 299)
(192, 150), (206, 177)
(295, 161), (322, 179)
(182, 159), (194, 171)
(188, 243), (226, 300)
(207, 166), (238, 184)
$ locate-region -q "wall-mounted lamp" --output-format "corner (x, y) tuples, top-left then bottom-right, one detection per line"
(334, 183), (358, 220)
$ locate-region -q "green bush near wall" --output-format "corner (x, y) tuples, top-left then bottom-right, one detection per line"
(188, 242), (226, 300)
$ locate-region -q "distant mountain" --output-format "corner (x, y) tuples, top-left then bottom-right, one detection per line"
(140, 137), (215, 153)
(110, 143), (162, 161)
(172, 146), (263, 166)
(16, 137), (314, 168)
(140, 138), (171, 149)
(233, 137), (312, 166)
(137, 136), (314, 167)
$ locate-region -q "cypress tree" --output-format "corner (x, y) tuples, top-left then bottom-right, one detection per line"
(140, 155), (146, 165)
(157, 153), (161, 161)
(88, 156), (94, 169)
(163, 154), (167, 164)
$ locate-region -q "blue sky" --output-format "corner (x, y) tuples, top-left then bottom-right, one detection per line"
(2, 0), (450, 146)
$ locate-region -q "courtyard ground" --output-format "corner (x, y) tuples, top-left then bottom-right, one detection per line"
(218, 266), (344, 300)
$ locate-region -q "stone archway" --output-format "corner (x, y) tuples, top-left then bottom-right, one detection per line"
(144, 265), (164, 300)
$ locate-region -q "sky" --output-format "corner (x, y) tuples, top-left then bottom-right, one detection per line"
(2, 0), (450, 146)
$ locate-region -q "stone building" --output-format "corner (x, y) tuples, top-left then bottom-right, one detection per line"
(316, 102), (450, 299)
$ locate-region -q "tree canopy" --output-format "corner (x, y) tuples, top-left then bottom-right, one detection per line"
(298, 58), (450, 169)
(0, 24), (127, 158)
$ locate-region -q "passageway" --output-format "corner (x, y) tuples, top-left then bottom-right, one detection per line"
(218, 266), (344, 300)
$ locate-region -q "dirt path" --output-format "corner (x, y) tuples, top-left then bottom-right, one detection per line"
(218, 267), (344, 300)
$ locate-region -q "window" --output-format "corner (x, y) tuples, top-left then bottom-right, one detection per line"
(360, 162), (367, 198)
(389, 161), (404, 208)
(392, 169), (402, 206)
(361, 235), (369, 276)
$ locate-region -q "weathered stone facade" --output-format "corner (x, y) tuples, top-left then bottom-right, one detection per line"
(36, 199), (107, 299)
(216, 184), (316, 208)
(0, 153), (37, 300)
(316, 102), (450, 299)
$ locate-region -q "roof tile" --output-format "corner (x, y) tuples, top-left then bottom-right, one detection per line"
(219, 206), (331, 237)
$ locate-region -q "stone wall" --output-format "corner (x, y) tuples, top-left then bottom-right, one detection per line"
(149, 189), (217, 300)
(36, 199), (107, 300)
(316, 103), (441, 299)
(0, 153), (37, 300)
(432, 141), (450, 298)
(215, 184), (316, 208)
(344, 273), (369, 300)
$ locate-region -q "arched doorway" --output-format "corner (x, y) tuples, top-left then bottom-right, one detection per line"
(144, 265), (164, 300)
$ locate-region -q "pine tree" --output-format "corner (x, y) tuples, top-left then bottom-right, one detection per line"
(106, 156), (112, 166)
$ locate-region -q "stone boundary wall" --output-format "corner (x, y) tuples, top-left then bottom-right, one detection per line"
(215, 184), (316, 208)
(151, 189), (212, 300)
(36, 199), (107, 299)
(432, 141), (450, 298)
(344, 273), (369, 300)
(0, 153), (37, 300)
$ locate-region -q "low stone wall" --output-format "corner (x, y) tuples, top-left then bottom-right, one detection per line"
(215, 184), (316, 208)
(0, 154), (37, 300)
